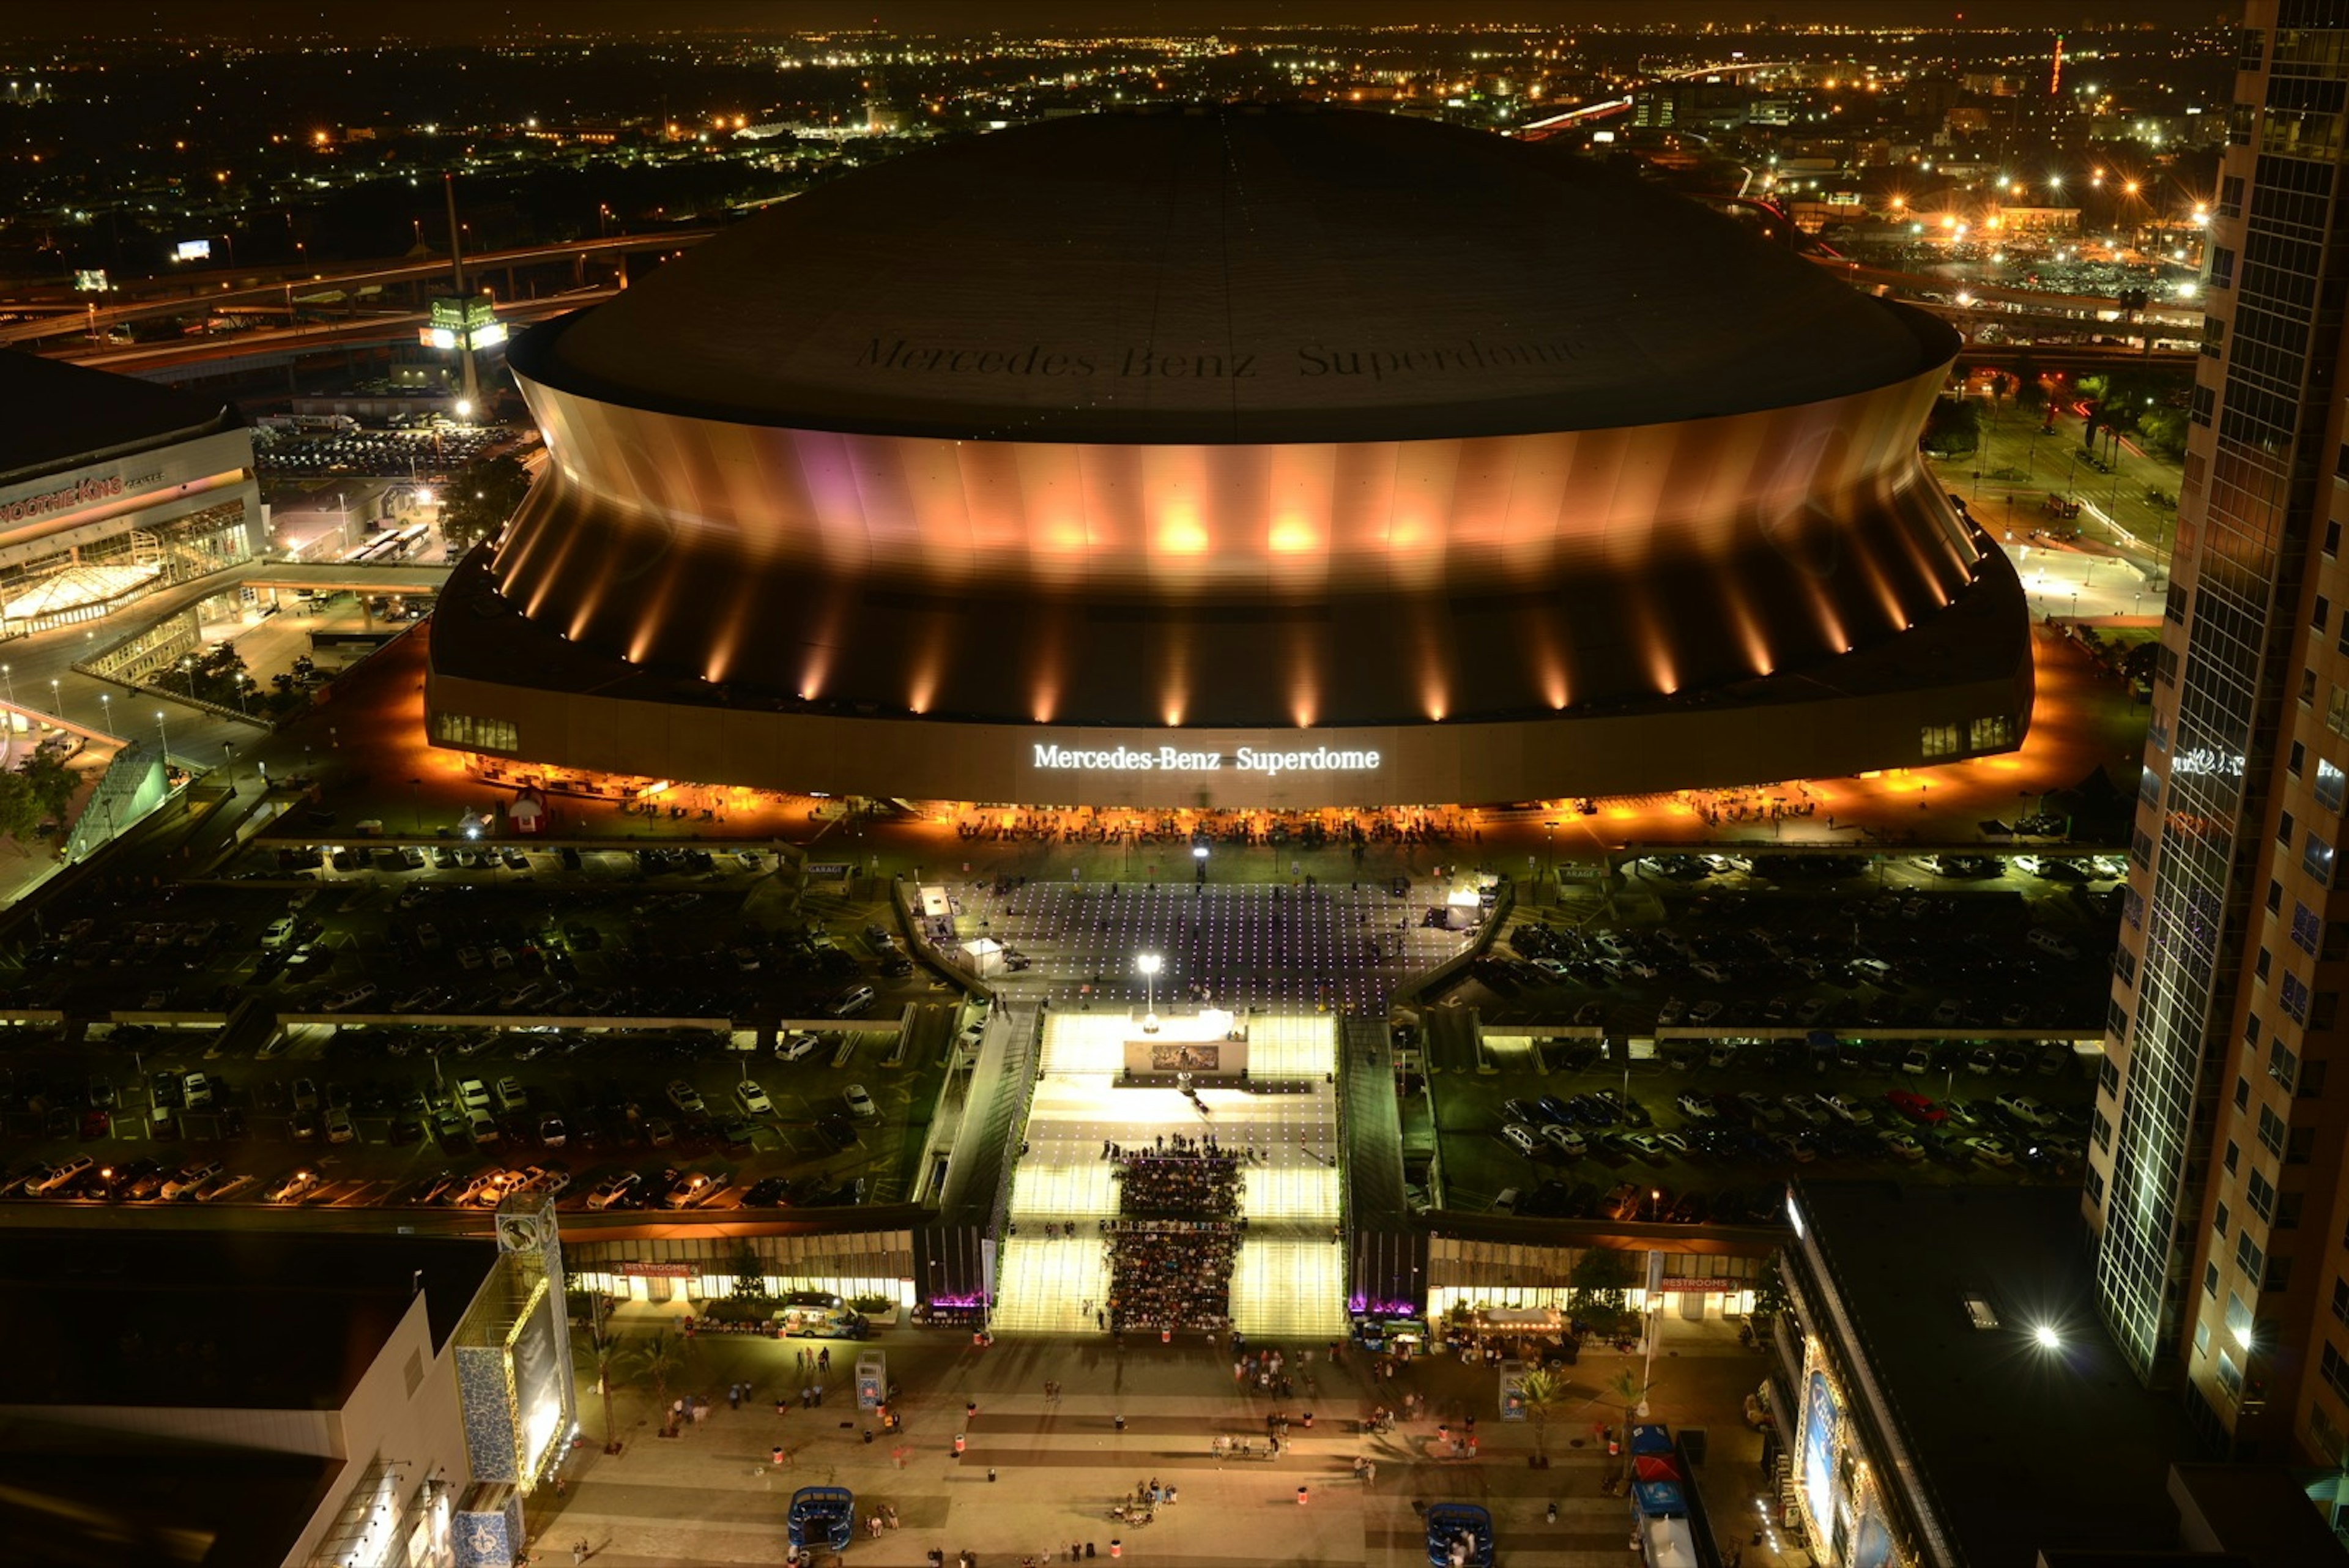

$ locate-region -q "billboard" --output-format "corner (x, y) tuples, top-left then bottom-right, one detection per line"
(510, 1286), (568, 1479)
(1803, 1369), (1844, 1529)
(172, 239), (213, 262)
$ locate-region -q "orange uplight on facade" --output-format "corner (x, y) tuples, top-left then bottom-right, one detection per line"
(440, 106), (2032, 811)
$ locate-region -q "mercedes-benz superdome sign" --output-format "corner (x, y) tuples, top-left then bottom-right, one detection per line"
(1031, 742), (1382, 776)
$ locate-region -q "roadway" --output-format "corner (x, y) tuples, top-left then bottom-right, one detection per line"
(0, 230), (711, 347)
(51, 289), (615, 375)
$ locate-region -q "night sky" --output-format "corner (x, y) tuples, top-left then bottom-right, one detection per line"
(12, 0), (2238, 43)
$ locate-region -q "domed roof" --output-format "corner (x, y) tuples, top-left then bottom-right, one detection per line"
(517, 106), (1945, 444)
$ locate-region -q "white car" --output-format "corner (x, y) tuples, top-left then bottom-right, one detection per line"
(265, 1169), (320, 1203)
(775, 1031), (821, 1062)
(1538, 1123), (1586, 1157)
(666, 1170), (728, 1209)
(458, 1078), (491, 1112)
(161, 1161), (223, 1201)
(2026, 927), (2080, 960)
(735, 1080), (773, 1115)
(1817, 1093), (1875, 1127)
(1674, 1092), (1718, 1120)
(843, 1083), (877, 1119)
(196, 1171), (259, 1203)
(587, 1173), (641, 1210)
(666, 1080), (706, 1115)
(1878, 1131), (1924, 1162)
(325, 983), (377, 1013)
(1900, 1046), (1932, 1076)
(324, 1108), (357, 1144)
(1501, 1123), (1540, 1156)
(29, 1154), (95, 1195)
(1997, 1093), (2057, 1129)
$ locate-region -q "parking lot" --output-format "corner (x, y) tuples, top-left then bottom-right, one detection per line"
(1427, 1030), (2097, 1225)
(253, 418), (507, 478)
(10, 839), (944, 1022)
(1438, 850), (2120, 1035)
(0, 839), (963, 1217)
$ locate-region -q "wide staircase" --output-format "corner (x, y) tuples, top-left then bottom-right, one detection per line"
(990, 1009), (1348, 1341)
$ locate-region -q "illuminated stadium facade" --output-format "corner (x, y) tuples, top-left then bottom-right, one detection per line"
(425, 106), (2032, 809)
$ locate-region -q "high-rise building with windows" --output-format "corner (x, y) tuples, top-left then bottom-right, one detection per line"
(2089, 0), (2349, 1474)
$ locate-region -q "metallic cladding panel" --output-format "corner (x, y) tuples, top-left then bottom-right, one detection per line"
(495, 360), (1970, 730)
(427, 536), (2030, 810)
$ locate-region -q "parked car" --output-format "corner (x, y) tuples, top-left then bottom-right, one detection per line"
(587, 1172), (641, 1211)
(1885, 1088), (1946, 1125)
(1817, 1093), (1875, 1127)
(1538, 1124), (1586, 1158)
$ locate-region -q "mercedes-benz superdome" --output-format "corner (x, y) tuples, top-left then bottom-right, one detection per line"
(426, 105), (2030, 809)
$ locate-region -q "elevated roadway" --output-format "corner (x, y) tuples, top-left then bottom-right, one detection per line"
(0, 230), (712, 348)
(48, 289), (615, 378)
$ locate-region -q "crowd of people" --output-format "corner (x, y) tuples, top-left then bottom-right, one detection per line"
(1101, 1134), (1244, 1334)
(1107, 1135), (1242, 1218)
(1104, 1217), (1238, 1336)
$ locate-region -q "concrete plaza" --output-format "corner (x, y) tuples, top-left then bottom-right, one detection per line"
(530, 1316), (1786, 1568)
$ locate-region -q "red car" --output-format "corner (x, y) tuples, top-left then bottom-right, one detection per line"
(1885, 1088), (1946, 1125)
(78, 1109), (112, 1141)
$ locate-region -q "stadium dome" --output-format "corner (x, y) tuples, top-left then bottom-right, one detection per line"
(439, 106), (2029, 808)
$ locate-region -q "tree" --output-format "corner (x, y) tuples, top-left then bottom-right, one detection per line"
(730, 1243), (771, 1302)
(2137, 406), (2189, 461)
(2011, 352), (2046, 414)
(17, 746), (74, 828)
(437, 452), (533, 555)
(1604, 1365), (1657, 1437)
(1920, 396), (1981, 457)
(571, 1298), (624, 1452)
(1568, 1246), (1642, 1339)
(617, 1329), (689, 1436)
(1514, 1366), (1573, 1468)
(0, 771), (38, 844)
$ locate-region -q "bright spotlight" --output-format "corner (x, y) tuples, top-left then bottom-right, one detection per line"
(2033, 1324), (2061, 1350)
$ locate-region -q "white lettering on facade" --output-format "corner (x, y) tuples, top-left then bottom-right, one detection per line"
(0, 472), (124, 524)
(1030, 742), (1381, 775)
(2172, 746), (2246, 778)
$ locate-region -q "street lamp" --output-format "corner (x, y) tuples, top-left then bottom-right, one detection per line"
(97, 692), (111, 734)
(1137, 952), (1163, 1033)
(155, 709), (169, 763)
(2033, 1323), (2062, 1351)
(1192, 842), (1209, 886)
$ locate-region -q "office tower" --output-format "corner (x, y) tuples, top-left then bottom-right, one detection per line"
(2091, 0), (2349, 1466)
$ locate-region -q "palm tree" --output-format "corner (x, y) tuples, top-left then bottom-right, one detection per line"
(1606, 1365), (1653, 1422)
(1513, 1367), (1573, 1469)
(617, 1329), (689, 1435)
(572, 1302), (623, 1452)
